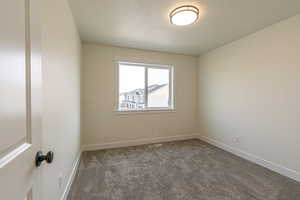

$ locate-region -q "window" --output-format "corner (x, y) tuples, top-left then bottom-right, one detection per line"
(118, 61), (174, 111)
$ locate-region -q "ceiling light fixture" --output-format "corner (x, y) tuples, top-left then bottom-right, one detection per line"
(170, 5), (199, 26)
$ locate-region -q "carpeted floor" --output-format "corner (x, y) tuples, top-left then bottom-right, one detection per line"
(67, 139), (300, 200)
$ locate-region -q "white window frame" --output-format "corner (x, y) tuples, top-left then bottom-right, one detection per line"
(116, 61), (175, 112)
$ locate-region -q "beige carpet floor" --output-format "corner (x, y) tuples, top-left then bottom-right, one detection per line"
(68, 139), (300, 200)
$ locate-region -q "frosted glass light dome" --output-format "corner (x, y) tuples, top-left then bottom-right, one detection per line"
(170, 5), (199, 26)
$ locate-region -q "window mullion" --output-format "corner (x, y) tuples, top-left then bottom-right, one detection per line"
(144, 67), (148, 109)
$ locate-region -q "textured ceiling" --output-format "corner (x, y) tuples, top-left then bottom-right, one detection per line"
(69, 0), (300, 55)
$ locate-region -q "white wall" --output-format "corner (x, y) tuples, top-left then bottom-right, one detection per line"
(82, 44), (198, 147)
(197, 14), (300, 181)
(42, 0), (81, 199)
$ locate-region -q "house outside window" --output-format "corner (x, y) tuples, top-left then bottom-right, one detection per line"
(117, 61), (174, 111)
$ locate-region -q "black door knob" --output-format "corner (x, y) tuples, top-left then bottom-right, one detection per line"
(35, 151), (54, 167)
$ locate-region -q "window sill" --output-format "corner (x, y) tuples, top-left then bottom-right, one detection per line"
(115, 108), (176, 115)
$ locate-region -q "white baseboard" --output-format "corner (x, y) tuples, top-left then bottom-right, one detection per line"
(83, 134), (199, 151)
(197, 135), (300, 182)
(60, 149), (82, 200)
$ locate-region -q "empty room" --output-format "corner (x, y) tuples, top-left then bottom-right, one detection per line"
(1, 0), (300, 199)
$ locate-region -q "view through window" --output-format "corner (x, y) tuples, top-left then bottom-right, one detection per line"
(118, 62), (173, 111)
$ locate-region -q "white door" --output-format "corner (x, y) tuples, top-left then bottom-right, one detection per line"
(0, 0), (43, 200)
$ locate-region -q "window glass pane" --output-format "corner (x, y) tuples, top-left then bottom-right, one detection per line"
(147, 68), (170, 108)
(119, 64), (145, 110)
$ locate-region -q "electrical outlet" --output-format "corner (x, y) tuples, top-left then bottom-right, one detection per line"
(58, 173), (63, 189)
(233, 137), (240, 143)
